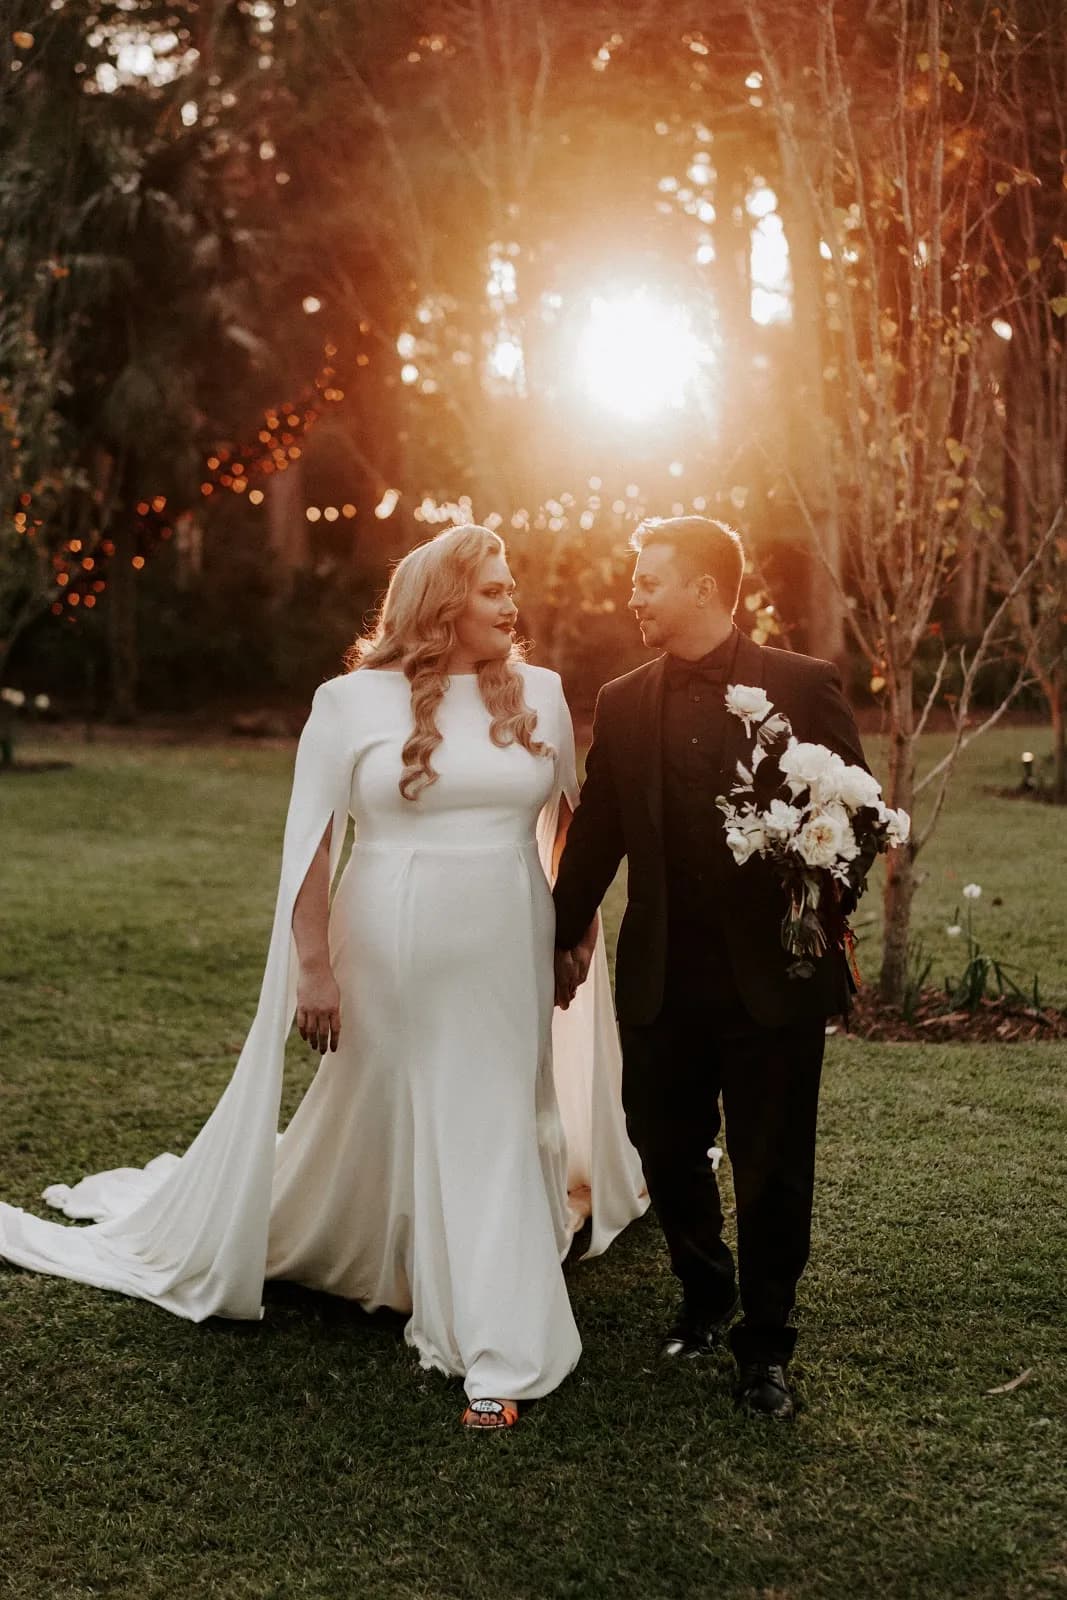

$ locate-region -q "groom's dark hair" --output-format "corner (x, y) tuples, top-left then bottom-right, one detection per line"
(630, 516), (745, 614)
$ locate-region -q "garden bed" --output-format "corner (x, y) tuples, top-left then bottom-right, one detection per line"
(846, 986), (1067, 1043)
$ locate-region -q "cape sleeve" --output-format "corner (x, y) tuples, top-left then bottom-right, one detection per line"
(0, 678), (356, 1321)
(536, 675), (647, 1260)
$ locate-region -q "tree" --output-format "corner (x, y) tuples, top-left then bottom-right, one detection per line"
(745, 0), (1062, 1001)
(1, 1), (280, 716)
(990, 1), (1067, 801)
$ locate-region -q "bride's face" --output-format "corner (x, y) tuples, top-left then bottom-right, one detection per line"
(452, 552), (519, 667)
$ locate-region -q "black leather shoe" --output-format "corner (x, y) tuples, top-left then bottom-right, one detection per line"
(660, 1295), (740, 1358)
(735, 1361), (796, 1420)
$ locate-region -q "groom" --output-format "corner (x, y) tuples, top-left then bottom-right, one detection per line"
(553, 516), (870, 1420)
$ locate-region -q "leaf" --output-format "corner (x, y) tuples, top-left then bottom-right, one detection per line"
(985, 1368), (1033, 1396)
(1051, 296), (1067, 318)
(1026, 256), (1042, 273)
(869, 675), (886, 694)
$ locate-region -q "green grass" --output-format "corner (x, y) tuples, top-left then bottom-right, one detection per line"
(1, 726), (1065, 1600)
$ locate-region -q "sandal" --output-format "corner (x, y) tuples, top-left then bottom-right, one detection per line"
(461, 1398), (519, 1430)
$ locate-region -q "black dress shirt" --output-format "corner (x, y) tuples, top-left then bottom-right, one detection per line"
(661, 628), (743, 1000)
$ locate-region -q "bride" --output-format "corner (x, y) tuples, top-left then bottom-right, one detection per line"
(0, 524), (646, 1429)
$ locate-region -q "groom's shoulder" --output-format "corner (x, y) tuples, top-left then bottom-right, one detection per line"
(596, 656), (660, 707)
(759, 643), (838, 686)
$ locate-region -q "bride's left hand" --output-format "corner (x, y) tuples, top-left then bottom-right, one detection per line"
(296, 963), (342, 1053)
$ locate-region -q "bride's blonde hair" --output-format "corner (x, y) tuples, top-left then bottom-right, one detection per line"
(347, 524), (551, 801)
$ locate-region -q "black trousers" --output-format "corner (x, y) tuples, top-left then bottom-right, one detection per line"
(619, 947), (826, 1366)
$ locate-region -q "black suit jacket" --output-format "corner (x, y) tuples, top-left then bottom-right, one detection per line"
(554, 633), (871, 1028)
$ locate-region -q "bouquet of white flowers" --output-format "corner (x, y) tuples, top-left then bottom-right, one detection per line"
(716, 684), (910, 977)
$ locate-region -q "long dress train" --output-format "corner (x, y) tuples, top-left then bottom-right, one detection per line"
(0, 664), (646, 1400)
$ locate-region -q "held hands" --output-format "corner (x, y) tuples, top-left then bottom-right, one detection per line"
(553, 916), (598, 1010)
(296, 961), (342, 1054)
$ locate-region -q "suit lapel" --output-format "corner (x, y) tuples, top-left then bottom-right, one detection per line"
(633, 655), (666, 837)
(719, 632), (767, 789)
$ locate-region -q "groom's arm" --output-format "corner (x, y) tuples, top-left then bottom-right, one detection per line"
(553, 690), (626, 951)
(813, 663), (868, 773)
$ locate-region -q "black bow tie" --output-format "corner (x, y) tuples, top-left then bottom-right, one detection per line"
(664, 654), (730, 692)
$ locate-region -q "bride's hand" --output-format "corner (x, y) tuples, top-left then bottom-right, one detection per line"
(296, 963), (342, 1053)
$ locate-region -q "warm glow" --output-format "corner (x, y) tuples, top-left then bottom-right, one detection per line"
(375, 488), (400, 519)
(749, 203), (792, 326)
(574, 290), (712, 421)
(488, 337), (524, 384)
(992, 318), (1013, 341)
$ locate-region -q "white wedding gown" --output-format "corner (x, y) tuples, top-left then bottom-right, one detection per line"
(0, 664), (646, 1401)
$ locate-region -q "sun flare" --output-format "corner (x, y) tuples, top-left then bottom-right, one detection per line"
(575, 289), (712, 421)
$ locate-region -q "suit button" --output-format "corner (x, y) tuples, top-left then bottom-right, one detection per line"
(691, 736), (699, 745)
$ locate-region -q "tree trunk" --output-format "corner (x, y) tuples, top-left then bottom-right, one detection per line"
(1052, 662), (1066, 803)
(267, 460), (309, 577)
(776, 124), (846, 661)
(879, 667), (917, 1004)
(107, 517), (138, 723)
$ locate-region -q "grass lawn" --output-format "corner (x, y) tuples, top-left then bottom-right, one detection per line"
(1, 724), (1064, 1600)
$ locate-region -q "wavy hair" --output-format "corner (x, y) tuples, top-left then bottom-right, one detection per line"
(346, 524), (551, 801)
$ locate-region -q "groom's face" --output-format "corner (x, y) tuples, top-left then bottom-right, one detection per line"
(629, 543), (701, 650)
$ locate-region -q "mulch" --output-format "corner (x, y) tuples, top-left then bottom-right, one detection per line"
(845, 986), (1067, 1043)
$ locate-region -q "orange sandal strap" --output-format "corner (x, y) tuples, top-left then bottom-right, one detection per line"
(461, 1399), (519, 1429)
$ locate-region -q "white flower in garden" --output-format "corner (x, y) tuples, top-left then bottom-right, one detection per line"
(1, 687), (26, 708)
(724, 683), (773, 734)
(763, 797), (802, 843)
(793, 807), (856, 869)
(946, 924), (962, 938)
(834, 763), (883, 812)
(963, 882), (982, 900)
(34, 694), (50, 712)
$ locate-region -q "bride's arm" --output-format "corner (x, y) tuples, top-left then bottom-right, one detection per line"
(292, 821), (341, 1053)
(552, 799), (598, 1001)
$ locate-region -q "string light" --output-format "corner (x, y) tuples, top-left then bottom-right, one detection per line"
(45, 329), (368, 631)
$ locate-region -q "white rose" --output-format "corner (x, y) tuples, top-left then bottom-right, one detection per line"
(820, 802), (861, 861)
(778, 739), (844, 803)
(763, 797), (802, 843)
(881, 807), (911, 846)
(962, 882), (981, 900)
(834, 763), (882, 812)
(946, 924), (962, 938)
(34, 693), (50, 712)
(725, 811), (766, 864)
(793, 808), (852, 869)
(724, 683), (773, 734)
(725, 828), (755, 864)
